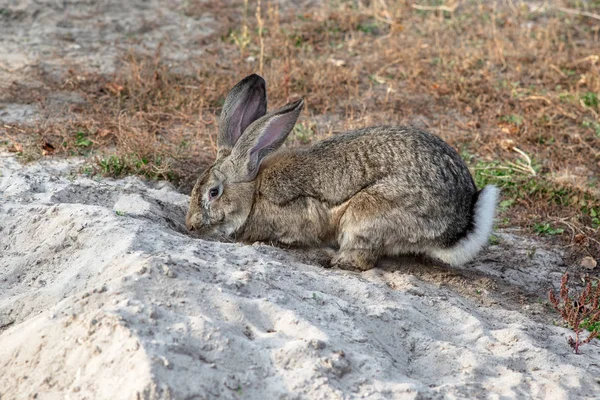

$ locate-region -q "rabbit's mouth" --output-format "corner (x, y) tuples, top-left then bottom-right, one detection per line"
(186, 221), (219, 240)
(187, 227), (232, 243)
(185, 213), (243, 242)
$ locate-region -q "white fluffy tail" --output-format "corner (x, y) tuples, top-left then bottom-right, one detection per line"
(430, 185), (499, 266)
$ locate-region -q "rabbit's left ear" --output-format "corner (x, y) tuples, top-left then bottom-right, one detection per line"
(226, 99), (304, 181)
(217, 74), (267, 156)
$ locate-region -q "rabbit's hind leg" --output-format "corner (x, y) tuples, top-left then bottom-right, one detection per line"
(330, 191), (389, 272)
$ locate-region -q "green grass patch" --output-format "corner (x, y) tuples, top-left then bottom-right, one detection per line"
(501, 114), (523, 126)
(533, 222), (564, 236)
(75, 130), (93, 148)
(581, 91), (599, 109)
(96, 153), (177, 181)
(292, 122), (317, 145)
(582, 119), (600, 138)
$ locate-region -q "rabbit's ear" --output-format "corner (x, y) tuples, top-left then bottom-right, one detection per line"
(227, 99), (304, 181)
(218, 74), (267, 155)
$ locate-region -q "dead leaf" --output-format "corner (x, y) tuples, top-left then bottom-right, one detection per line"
(574, 234), (587, 245)
(106, 82), (124, 95)
(580, 256), (597, 270)
(328, 58), (346, 67)
(371, 75), (386, 84)
(7, 143), (23, 153)
(391, 24), (403, 33)
(500, 138), (516, 151)
(436, 85), (451, 95)
(499, 123), (518, 135)
(42, 141), (55, 156)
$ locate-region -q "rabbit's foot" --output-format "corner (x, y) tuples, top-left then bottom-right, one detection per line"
(288, 247), (335, 268)
(330, 250), (376, 272)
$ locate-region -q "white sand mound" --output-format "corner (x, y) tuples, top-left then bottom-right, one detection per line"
(1, 153), (599, 400)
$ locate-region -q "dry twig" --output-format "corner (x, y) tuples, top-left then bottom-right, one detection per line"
(553, 6), (600, 22)
(412, 3), (458, 13)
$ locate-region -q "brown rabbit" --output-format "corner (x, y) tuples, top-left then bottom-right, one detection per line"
(186, 74), (499, 271)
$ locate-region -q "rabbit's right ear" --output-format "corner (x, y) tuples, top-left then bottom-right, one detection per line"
(225, 99), (304, 182)
(218, 74), (267, 156)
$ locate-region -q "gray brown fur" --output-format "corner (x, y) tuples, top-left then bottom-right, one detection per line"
(186, 74), (498, 271)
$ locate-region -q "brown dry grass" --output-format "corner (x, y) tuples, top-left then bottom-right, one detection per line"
(2, 0), (600, 260)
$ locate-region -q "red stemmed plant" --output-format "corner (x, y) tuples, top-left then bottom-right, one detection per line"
(548, 273), (600, 354)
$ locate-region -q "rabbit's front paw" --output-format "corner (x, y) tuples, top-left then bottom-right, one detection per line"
(330, 250), (376, 272)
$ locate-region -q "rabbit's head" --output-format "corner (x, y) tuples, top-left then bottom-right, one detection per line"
(186, 74), (303, 238)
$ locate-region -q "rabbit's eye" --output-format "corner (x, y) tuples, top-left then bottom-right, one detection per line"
(208, 187), (221, 200)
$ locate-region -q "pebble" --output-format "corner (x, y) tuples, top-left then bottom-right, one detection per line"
(580, 256), (597, 270)
(162, 265), (177, 278)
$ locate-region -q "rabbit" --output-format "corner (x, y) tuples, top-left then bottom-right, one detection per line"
(185, 74), (499, 271)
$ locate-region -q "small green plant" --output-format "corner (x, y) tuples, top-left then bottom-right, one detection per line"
(356, 21), (380, 35)
(533, 222), (564, 236)
(581, 91), (599, 109)
(292, 122), (316, 144)
(292, 34), (305, 48)
(581, 318), (600, 333)
(582, 120), (600, 138)
(80, 165), (93, 176)
(548, 274), (600, 354)
(558, 92), (576, 103)
(589, 208), (600, 229)
(501, 114), (523, 126)
(489, 234), (500, 245)
(100, 155), (126, 176)
(75, 131), (93, 148)
(115, 210), (126, 216)
(499, 199), (514, 211)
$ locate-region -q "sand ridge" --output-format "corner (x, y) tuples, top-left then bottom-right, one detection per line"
(1, 153), (599, 399)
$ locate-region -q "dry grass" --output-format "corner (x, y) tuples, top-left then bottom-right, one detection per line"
(2, 0), (600, 259)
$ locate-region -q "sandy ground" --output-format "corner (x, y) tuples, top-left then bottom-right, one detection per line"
(1, 153), (600, 400)
(1, 0), (600, 399)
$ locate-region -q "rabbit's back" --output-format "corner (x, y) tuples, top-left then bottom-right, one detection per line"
(260, 126), (476, 207)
